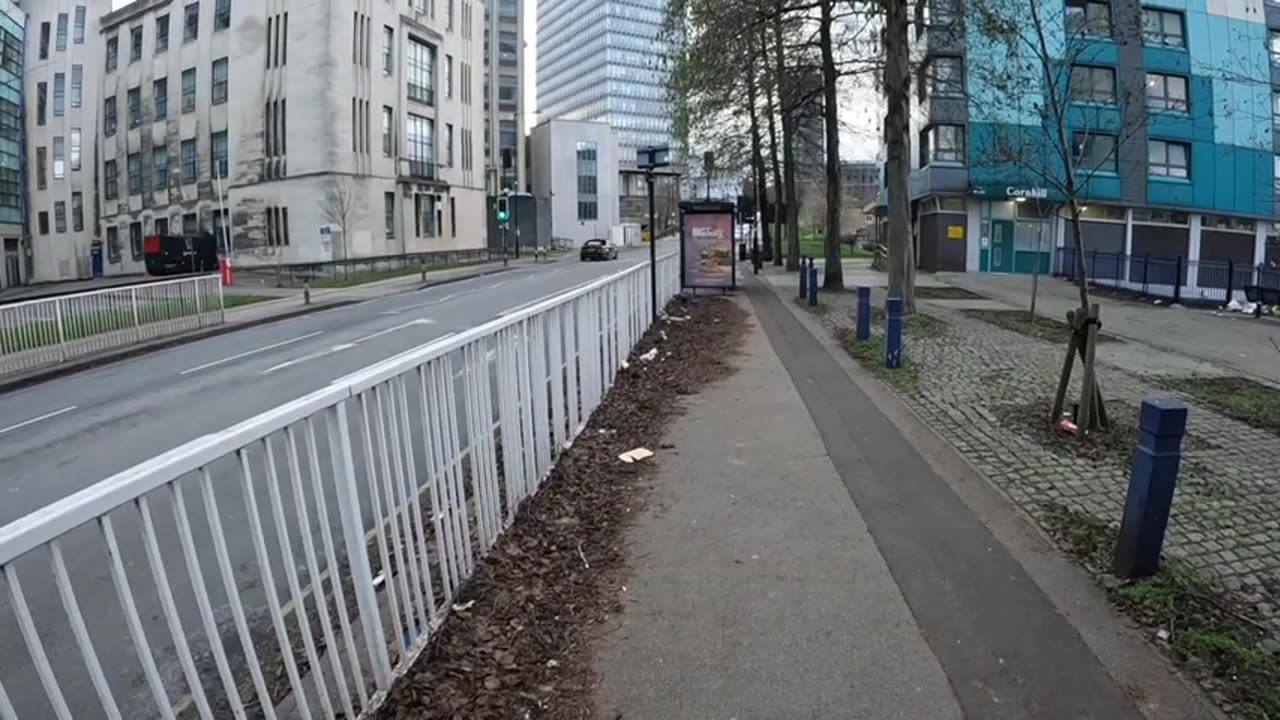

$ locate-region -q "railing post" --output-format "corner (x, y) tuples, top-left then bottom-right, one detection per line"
(194, 280), (203, 327)
(1226, 259), (1235, 303)
(798, 255), (808, 299)
(1113, 398), (1187, 579)
(856, 286), (871, 340)
(53, 298), (67, 360)
(1089, 249), (1097, 283)
(130, 288), (141, 341)
(325, 402), (394, 689)
(885, 296), (903, 369)
(1143, 253), (1150, 294)
(1174, 256), (1183, 305)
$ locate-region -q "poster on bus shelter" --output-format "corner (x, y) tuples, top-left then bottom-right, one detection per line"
(680, 202), (737, 290)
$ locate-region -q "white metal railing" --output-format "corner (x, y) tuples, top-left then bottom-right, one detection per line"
(0, 252), (680, 720)
(0, 275), (225, 378)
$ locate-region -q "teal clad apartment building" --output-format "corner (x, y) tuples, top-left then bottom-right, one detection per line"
(905, 0), (1280, 300)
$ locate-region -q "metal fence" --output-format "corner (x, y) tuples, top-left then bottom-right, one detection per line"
(1054, 247), (1280, 306)
(240, 249), (499, 289)
(0, 252), (681, 720)
(0, 274), (224, 379)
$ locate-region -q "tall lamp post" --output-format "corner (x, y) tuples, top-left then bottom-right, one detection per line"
(638, 146), (670, 320)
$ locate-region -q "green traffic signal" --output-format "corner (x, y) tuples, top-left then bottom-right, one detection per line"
(496, 197), (510, 223)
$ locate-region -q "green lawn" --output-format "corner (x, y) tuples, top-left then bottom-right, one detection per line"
(1, 295), (227, 353)
(797, 236), (872, 260)
(311, 260), (486, 288)
(223, 293), (275, 309)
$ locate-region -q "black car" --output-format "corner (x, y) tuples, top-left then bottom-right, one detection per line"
(144, 233), (220, 275)
(580, 238), (619, 261)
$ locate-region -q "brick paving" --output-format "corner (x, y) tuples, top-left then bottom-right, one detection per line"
(769, 270), (1280, 637)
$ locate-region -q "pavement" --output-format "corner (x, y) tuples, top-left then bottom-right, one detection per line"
(594, 276), (1221, 719)
(0, 246), (661, 720)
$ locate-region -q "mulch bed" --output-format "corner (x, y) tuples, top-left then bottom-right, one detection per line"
(374, 296), (749, 720)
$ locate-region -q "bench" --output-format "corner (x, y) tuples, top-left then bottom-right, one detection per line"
(1244, 285), (1280, 317)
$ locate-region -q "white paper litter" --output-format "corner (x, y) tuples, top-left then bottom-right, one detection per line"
(620, 359), (630, 369)
(1227, 298), (1243, 312)
(1156, 628), (1171, 641)
(639, 348), (658, 362)
(618, 447), (655, 463)
(452, 600), (476, 611)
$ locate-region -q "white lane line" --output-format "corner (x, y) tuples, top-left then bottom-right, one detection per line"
(263, 344), (357, 375)
(0, 406), (78, 436)
(497, 276), (613, 317)
(263, 319), (436, 375)
(380, 290), (479, 315)
(178, 331), (324, 375)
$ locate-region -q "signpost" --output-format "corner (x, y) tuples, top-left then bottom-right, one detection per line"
(679, 200), (737, 291)
(637, 146), (670, 319)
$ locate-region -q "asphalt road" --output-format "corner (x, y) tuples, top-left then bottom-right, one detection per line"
(0, 249), (656, 720)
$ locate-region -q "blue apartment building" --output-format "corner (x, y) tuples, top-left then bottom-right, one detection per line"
(904, 0), (1280, 300)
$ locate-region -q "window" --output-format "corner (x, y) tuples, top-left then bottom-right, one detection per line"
(105, 96), (117, 136)
(53, 73), (64, 116)
(451, 196), (457, 237)
(407, 37), (435, 104)
(1069, 64), (1116, 103)
(182, 213), (199, 235)
(74, 7), (86, 44)
(499, 77), (518, 110)
(1203, 214), (1254, 232)
(922, 124), (965, 164)
(128, 152), (142, 194)
(106, 227), (120, 262)
(104, 160), (118, 199)
(184, 3), (200, 42)
(72, 192), (83, 232)
(181, 139), (198, 183)
(576, 141), (599, 220)
(446, 123), (454, 166)
(53, 137), (64, 179)
(36, 83), (46, 125)
(416, 195), (436, 237)
(1143, 8), (1184, 48)
(446, 55), (453, 99)
(1274, 92), (1280, 125)
(448, 0), (455, 29)
(130, 25), (143, 62)
(153, 146), (169, 188)
(211, 131), (228, 178)
(498, 31), (517, 66)
(130, 222), (144, 260)
(155, 217), (169, 235)
(211, 58), (228, 104)
(56, 13), (67, 51)
(154, 78), (168, 119)
(925, 56), (963, 97)
(71, 65), (82, 108)
(1146, 72), (1187, 111)
(70, 129), (81, 171)
(36, 147), (47, 190)
(500, 119), (517, 150)
(128, 87), (141, 128)
(1066, 0), (1111, 36)
(383, 26), (393, 73)
(406, 113), (434, 174)
(55, 202), (66, 233)
(382, 105), (394, 156)
(1072, 132), (1118, 173)
(38, 211), (49, 235)
(106, 36), (118, 71)
(215, 0), (230, 30)
(182, 68), (196, 113)
(39, 22), (49, 60)
(1131, 208), (1188, 224)
(1149, 139), (1189, 178)
(156, 15), (169, 52)
(924, 0), (959, 25)
(385, 192), (395, 237)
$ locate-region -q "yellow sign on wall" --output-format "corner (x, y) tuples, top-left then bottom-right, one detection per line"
(947, 225), (965, 239)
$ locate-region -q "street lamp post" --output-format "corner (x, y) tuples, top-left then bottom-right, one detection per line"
(638, 145), (670, 321)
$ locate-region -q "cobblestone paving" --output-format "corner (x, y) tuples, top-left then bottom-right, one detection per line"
(786, 280), (1280, 638)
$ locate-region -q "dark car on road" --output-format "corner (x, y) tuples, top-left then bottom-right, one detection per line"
(580, 238), (619, 262)
(144, 233), (220, 276)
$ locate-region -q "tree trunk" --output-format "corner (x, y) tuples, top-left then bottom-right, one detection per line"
(773, 6), (800, 272)
(761, 30), (784, 266)
(747, 64), (771, 263)
(883, 0), (914, 309)
(819, 0), (842, 290)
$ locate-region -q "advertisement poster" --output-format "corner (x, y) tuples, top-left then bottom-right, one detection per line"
(680, 207), (736, 289)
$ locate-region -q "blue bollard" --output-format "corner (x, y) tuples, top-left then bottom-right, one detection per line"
(856, 287), (871, 340)
(798, 256), (808, 299)
(808, 259), (818, 306)
(1113, 398), (1188, 579)
(885, 297), (903, 368)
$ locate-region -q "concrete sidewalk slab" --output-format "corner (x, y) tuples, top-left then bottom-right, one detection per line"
(594, 298), (962, 720)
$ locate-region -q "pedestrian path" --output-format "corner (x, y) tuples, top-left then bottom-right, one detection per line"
(594, 284), (1218, 720)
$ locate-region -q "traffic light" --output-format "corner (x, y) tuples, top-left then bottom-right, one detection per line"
(496, 197), (510, 224)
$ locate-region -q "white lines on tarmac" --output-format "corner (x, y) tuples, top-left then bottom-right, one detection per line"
(262, 319), (436, 375)
(381, 290), (478, 315)
(0, 406), (78, 436)
(178, 331), (324, 375)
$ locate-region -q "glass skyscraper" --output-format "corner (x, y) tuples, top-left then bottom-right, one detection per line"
(536, 0), (673, 161)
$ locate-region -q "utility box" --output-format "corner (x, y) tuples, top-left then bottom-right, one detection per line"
(611, 223), (641, 247)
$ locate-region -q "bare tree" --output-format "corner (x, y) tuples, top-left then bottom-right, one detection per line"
(317, 178), (366, 261)
(882, 0), (915, 309)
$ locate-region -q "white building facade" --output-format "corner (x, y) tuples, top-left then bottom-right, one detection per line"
(529, 118), (618, 246)
(24, 0), (491, 280)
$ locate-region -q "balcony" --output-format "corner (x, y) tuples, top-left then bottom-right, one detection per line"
(399, 158), (443, 183)
(408, 84), (435, 107)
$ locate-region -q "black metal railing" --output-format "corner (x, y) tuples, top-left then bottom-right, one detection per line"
(238, 248), (496, 289)
(1054, 247), (1280, 306)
